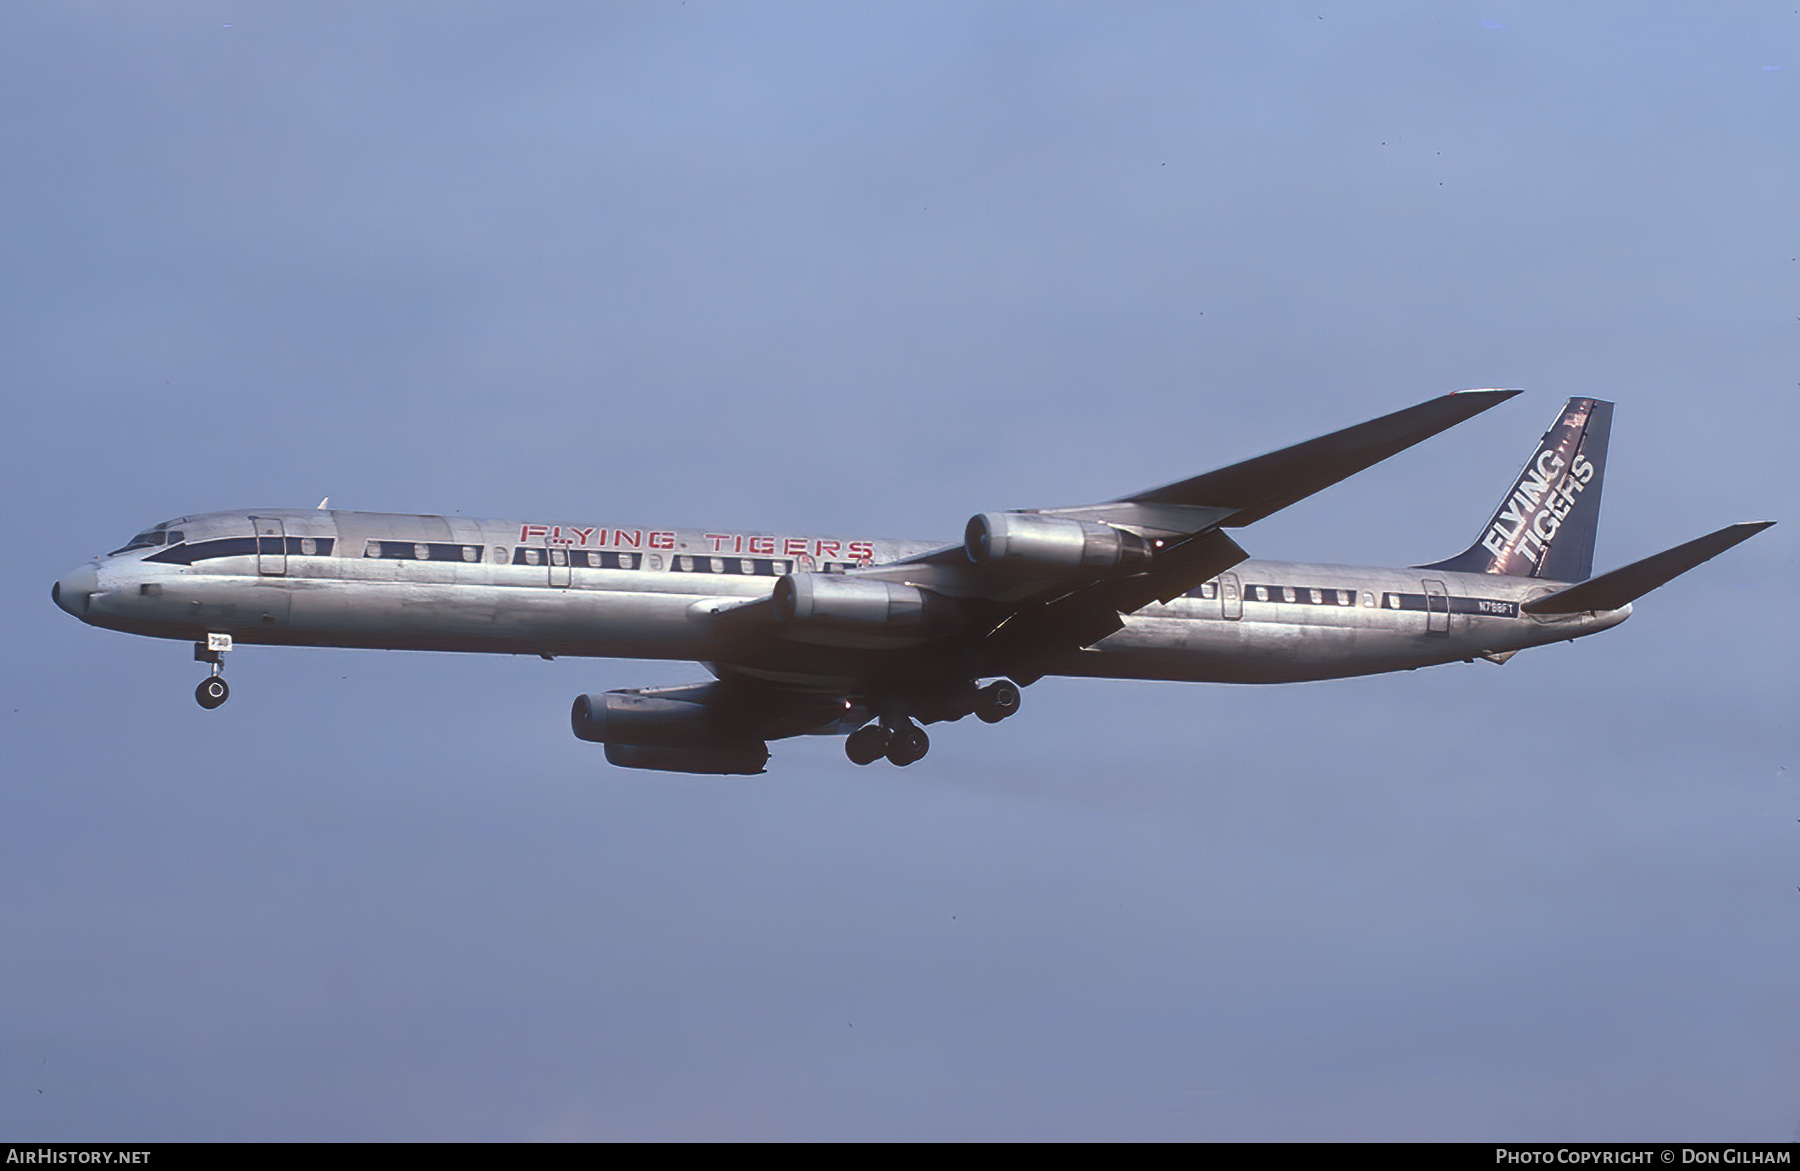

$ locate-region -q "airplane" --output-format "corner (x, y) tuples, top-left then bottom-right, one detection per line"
(51, 391), (1771, 774)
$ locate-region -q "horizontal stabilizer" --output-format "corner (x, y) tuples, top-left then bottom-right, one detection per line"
(1521, 522), (1774, 614)
(1119, 389), (1521, 529)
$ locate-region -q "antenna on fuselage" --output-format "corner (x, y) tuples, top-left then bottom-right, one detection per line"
(316, 497), (330, 510)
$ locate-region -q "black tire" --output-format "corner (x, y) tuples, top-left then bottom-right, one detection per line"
(195, 677), (230, 709)
(845, 724), (889, 766)
(886, 724), (929, 767)
(975, 679), (1021, 724)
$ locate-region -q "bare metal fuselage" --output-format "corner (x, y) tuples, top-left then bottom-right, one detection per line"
(59, 507), (1628, 687)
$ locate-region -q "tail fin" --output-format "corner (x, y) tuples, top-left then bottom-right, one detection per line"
(1419, 397), (1613, 580)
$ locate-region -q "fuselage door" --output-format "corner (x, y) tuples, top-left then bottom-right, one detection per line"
(1422, 578), (1449, 635)
(252, 516), (286, 576)
(1220, 571), (1242, 620)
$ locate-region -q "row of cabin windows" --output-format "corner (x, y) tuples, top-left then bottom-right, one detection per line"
(344, 544), (1399, 604)
(1192, 580), (1385, 608)
(357, 540), (824, 577)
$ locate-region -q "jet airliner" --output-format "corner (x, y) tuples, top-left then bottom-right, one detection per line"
(53, 392), (1770, 773)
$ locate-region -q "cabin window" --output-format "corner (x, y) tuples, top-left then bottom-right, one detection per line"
(364, 540), (381, 558)
(462, 546), (478, 562)
(1254, 586), (1269, 602)
(619, 553), (636, 570)
(414, 543), (430, 561)
(678, 555), (693, 572)
(1282, 586), (1295, 603)
(585, 551), (602, 568)
(740, 559), (755, 575)
(491, 547), (509, 564)
(1362, 591), (1375, 607)
(299, 538), (317, 557)
(649, 554), (664, 571)
(524, 548), (541, 566)
(711, 557), (725, 574)
(550, 549), (567, 567)
(1199, 581), (1216, 599)
(1387, 593), (1400, 609)
(1310, 588), (1323, 604)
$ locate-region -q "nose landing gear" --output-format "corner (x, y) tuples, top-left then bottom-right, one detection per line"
(193, 633), (232, 709)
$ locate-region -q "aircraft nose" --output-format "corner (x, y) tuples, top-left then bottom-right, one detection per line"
(53, 564), (99, 616)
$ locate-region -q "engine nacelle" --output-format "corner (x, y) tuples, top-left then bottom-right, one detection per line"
(773, 573), (928, 626)
(572, 692), (769, 774)
(964, 512), (1152, 573)
(602, 742), (769, 775)
(770, 573), (953, 647)
(568, 697), (766, 777)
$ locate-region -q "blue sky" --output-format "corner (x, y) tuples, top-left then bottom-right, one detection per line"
(3, 1), (1795, 1139)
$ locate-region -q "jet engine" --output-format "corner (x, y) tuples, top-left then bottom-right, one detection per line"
(570, 691), (769, 774)
(964, 512), (1151, 573)
(770, 573), (955, 647)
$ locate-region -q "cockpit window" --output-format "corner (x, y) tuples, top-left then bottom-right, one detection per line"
(110, 527), (185, 555)
(112, 530), (164, 554)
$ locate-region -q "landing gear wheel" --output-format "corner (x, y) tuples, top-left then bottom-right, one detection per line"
(195, 676), (230, 709)
(845, 724), (890, 766)
(885, 723), (929, 767)
(975, 679), (1022, 724)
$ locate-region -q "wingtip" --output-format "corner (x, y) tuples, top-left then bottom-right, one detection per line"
(1448, 387), (1523, 399)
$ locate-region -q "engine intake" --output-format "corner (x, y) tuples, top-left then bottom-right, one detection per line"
(964, 512), (1151, 572)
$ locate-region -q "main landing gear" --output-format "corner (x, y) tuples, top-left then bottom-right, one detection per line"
(973, 679), (1021, 724)
(194, 633), (232, 709)
(842, 679), (1023, 767)
(844, 720), (930, 767)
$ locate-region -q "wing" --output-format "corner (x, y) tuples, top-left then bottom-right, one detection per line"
(707, 389), (1519, 682)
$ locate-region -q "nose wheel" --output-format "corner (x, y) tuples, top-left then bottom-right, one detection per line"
(193, 634), (232, 709)
(195, 676), (230, 709)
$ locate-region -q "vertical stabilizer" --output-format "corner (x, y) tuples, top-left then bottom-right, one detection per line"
(1420, 398), (1613, 581)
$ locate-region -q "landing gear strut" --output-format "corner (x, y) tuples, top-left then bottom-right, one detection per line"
(194, 633), (232, 709)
